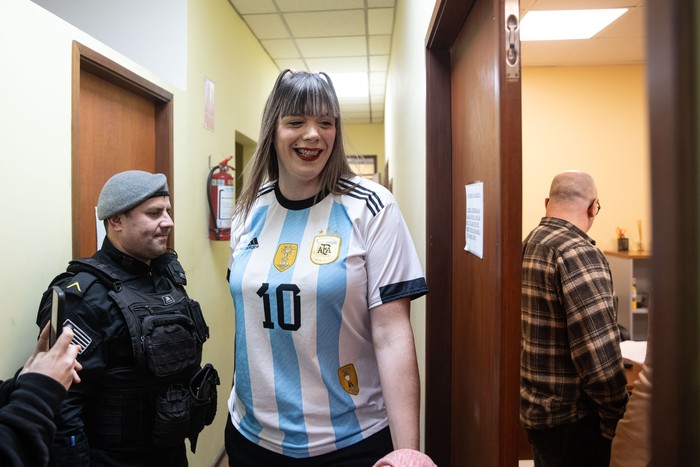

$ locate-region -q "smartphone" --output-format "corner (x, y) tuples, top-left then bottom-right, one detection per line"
(49, 286), (65, 347)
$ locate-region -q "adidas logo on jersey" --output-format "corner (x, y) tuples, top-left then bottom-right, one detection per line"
(245, 237), (260, 250)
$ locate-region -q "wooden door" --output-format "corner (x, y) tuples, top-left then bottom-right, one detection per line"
(71, 42), (173, 259)
(425, 0), (521, 465)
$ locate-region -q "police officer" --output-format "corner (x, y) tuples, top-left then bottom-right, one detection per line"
(37, 171), (215, 467)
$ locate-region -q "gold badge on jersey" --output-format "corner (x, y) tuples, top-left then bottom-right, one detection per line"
(274, 243), (298, 272)
(338, 363), (359, 396)
(310, 234), (341, 265)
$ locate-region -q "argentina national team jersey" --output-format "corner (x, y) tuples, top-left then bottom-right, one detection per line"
(227, 176), (428, 458)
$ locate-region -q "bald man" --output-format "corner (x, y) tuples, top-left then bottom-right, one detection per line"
(520, 171), (628, 467)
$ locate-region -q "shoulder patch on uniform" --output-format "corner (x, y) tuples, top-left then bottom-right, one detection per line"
(61, 272), (101, 298)
(64, 319), (92, 354)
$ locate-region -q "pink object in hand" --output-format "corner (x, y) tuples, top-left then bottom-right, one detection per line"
(373, 449), (438, 467)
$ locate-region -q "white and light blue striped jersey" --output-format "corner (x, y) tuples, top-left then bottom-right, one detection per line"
(227, 176), (428, 458)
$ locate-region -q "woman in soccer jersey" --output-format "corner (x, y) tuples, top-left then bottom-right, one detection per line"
(225, 69), (429, 466)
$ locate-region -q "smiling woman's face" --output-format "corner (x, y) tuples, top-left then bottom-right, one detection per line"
(274, 113), (336, 200)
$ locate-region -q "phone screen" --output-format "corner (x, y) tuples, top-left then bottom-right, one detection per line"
(49, 286), (65, 347)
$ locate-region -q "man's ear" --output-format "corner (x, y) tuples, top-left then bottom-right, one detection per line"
(107, 214), (123, 231)
(587, 199), (599, 218)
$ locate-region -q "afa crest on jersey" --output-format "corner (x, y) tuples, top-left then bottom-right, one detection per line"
(274, 243), (298, 272)
(310, 234), (341, 265)
(338, 363), (359, 395)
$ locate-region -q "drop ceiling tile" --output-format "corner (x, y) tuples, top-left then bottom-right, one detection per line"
(275, 58), (309, 71)
(370, 83), (385, 95)
(244, 14), (290, 39)
(519, 0), (538, 11)
(571, 36), (645, 64)
(276, 0), (364, 12)
(305, 56), (368, 73)
(369, 35), (391, 55)
(284, 11), (366, 38)
(297, 37), (367, 58)
(369, 71), (386, 85)
(340, 97), (370, 107)
(261, 39), (299, 59)
(228, 0), (276, 14)
(341, 102), (370, 111)
(368, 8), (394, 35)
(369, 55), (388, 71)
(368, 0), (396, 7)
(596, 6), (644, 39)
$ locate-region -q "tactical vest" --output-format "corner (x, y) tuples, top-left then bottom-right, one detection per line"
(68, 257), (209, 379)
(60, 257), (217, 452)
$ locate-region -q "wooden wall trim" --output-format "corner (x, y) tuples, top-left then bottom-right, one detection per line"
(424, 45), (453, 466)
(426, 0), (474, 50)
(73, 42), (173, 102)
(499, 55), (523, 467)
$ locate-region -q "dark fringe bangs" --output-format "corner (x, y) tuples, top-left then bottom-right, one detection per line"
(277, 75), (340, 118)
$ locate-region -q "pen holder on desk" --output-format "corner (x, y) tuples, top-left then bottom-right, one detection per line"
(617, 237), (629, 251)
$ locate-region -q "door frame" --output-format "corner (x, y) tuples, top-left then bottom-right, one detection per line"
(647, 0), (700, 462)
(71, 41), (174, 258)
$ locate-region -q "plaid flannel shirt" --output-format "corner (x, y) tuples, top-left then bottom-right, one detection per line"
(520, 217), (628, 438)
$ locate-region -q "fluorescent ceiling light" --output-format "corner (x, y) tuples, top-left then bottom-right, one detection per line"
(327, 72), (369, 98)
(520, 8), (628, 41)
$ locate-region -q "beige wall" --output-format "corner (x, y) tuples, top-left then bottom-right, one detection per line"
(522, 65), (650, 253)
(0, 0), (278, 465)
(344, 123), (385, 180)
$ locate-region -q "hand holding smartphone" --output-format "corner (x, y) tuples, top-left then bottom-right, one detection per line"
(49, 286), (65, 347)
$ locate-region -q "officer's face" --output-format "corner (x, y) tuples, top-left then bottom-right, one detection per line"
(111, 196), (173, 264)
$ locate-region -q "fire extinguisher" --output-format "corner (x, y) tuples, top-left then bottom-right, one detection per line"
(207, 156), (235, 241)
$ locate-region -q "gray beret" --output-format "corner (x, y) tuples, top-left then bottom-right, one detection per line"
(96, 170), (169, 220)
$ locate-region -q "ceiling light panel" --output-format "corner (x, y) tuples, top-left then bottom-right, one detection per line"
(520, 8), (628, 41)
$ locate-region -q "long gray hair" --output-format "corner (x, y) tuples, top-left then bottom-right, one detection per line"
(234, 70), (355, 223)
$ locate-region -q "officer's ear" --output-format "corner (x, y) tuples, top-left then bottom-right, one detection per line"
(107, 214), (124, 232)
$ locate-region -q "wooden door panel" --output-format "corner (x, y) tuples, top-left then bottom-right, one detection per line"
(71, 42), (173, 260)
(75, 71), (156, 258)
(450, 1), (502, 461)
(426, 0), (521, 465)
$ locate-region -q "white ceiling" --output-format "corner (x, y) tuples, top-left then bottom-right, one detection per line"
(228, 0), (646, 125)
